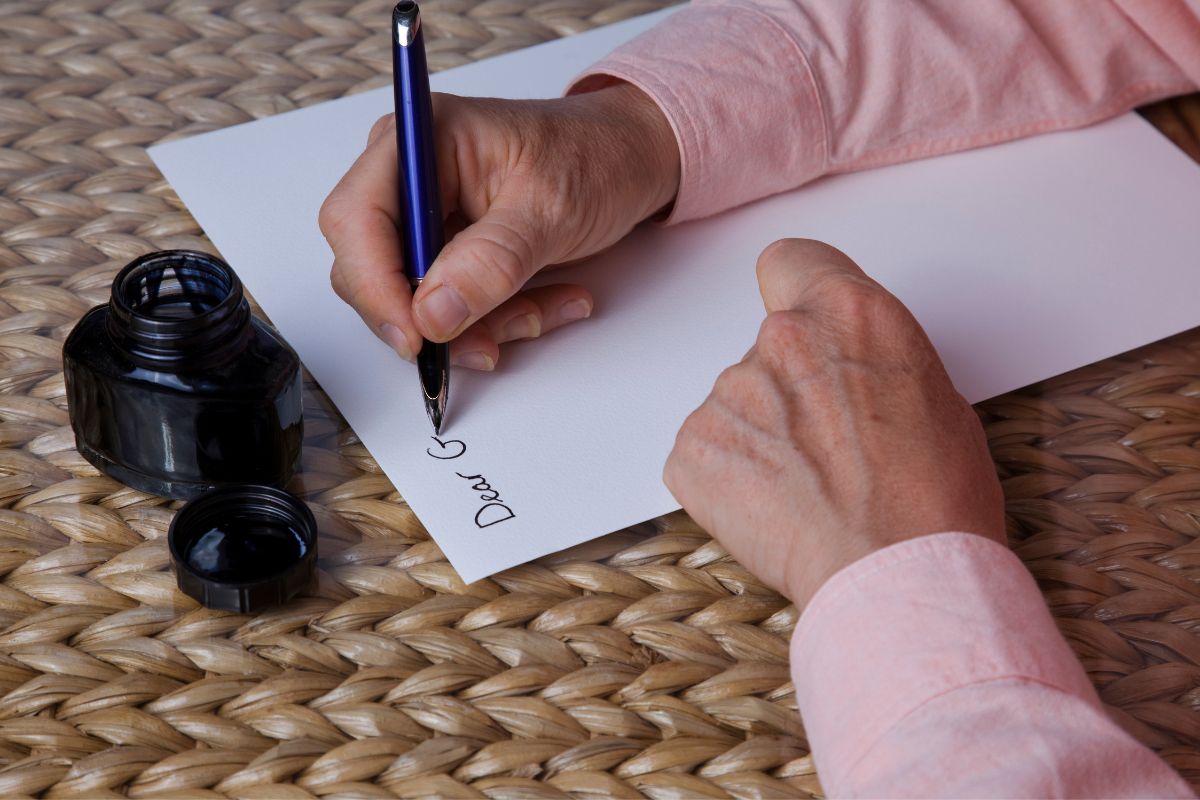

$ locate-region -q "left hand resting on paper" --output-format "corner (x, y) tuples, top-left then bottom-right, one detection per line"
(662, 239), (1005, 608)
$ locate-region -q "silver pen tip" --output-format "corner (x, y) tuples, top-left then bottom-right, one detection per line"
(422, 383), (446, 435)
(418, 339), (448, 435)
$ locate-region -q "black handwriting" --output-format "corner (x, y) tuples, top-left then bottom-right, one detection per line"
(456, 472), (515, 528)
(426, 436), (466, 460)
(426, 436), (516, 529)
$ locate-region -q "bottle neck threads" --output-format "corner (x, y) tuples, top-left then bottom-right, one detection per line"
(108, 250), (251, 365)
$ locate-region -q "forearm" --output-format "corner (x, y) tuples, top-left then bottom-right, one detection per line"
(791, 533), (1192, 797)
(573, 0), (1198, 223)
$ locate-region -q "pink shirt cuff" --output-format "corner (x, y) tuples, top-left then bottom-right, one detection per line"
(788, 532), (1193, 796)
(568, 1), (826, 224)
(792, 533), (1099, 785)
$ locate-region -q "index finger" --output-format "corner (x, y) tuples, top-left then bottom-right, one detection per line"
(320, 116), (421, 359)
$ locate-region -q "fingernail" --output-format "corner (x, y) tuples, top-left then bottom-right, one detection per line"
(502, 313), (541, 341)
(455, 350), (495, 371)
(560, 298), (592, 322)
(415, 284), (469, 337)
(380, 323), (414, 360)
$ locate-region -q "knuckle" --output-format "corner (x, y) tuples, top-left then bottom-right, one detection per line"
(664, 424), (691, 484)
(333, 266), (370, 315)
(317, 196), (333, 236)
(488, 240), (529, 293)
(317, 193), (346, 240)
(661, 447), (683, 492)
(710, 361), (766, 416)
(667, 408), (709, 475)
(676, 398), (710, 441)
(756, 311), (809, 359)
(814, 274), (885, 317)
(329, 265), (347, 301)
(431, 92), (462, 122)
(712, 362), (746, 397)
(464, 227), (535, 302)
(340, 284), (363, 313)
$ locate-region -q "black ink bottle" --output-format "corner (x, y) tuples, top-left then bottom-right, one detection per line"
(63, 250), (303, 500)
(168, 485), (317, 611)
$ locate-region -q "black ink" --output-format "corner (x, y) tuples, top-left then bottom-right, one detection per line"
(63, 251), (303, 500)
(426, 438), (517, 530)
(476, 503), (516, 528)
(456, 473), (492, 492)
(426, 436), (466, 460)
(454, 471), (516, 529)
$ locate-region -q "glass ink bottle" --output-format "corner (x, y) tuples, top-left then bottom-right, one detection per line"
(64, 250), (304, 500)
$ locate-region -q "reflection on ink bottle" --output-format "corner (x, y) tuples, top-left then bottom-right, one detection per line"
(186, 515), (307, 582)
(63, 250), (303, 500)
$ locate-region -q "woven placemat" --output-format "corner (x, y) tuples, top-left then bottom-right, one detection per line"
(1, 1), (1200, 796)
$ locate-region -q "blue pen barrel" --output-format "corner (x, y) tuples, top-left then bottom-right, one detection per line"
(392, 2), (444, 282)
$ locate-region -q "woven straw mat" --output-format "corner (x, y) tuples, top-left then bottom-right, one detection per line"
(2, 1), (1200, 797)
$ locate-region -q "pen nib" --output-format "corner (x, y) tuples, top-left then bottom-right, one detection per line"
(418, 340), (449, 434)
(426, 400), (443, 435)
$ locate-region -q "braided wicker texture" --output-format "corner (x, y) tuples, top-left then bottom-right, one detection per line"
(1, 1), (1200, 796)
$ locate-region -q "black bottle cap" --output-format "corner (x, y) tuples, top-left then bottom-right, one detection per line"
(168, 485), (317, 612)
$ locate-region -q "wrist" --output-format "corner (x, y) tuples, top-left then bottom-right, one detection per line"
(784, 527), (1003, 609)
(784, 536), (896, 610)
(586, 82), (682, 221)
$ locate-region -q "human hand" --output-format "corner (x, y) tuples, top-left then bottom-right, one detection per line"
(319, 84), (680, 370)
(663, 239), (1004, 608)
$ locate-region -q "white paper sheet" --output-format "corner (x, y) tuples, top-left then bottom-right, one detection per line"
(150, 9), (1200, 583)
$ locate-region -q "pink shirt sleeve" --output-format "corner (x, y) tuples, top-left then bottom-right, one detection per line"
(791, 533), (1193, 798)
(571, 0), (1200, 223)
(566, 2), (1200, 793)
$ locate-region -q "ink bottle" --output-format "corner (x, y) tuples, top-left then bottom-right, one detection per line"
(63, 250), (303, 500)
(168, 485), (317, 611)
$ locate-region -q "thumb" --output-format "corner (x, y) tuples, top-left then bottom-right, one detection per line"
(755, 238), (878, 313)
(412, 200), (555, 342)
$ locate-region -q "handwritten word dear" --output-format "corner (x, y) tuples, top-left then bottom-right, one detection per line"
(426, 436), (516, 529)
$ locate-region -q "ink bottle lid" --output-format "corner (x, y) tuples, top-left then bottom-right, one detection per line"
(168, 485), (317, 612)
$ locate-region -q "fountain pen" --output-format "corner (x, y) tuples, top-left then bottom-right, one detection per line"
(392, 0), (449, 433)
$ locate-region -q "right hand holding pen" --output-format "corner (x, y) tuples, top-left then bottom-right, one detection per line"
(319, 84), (680, 370)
